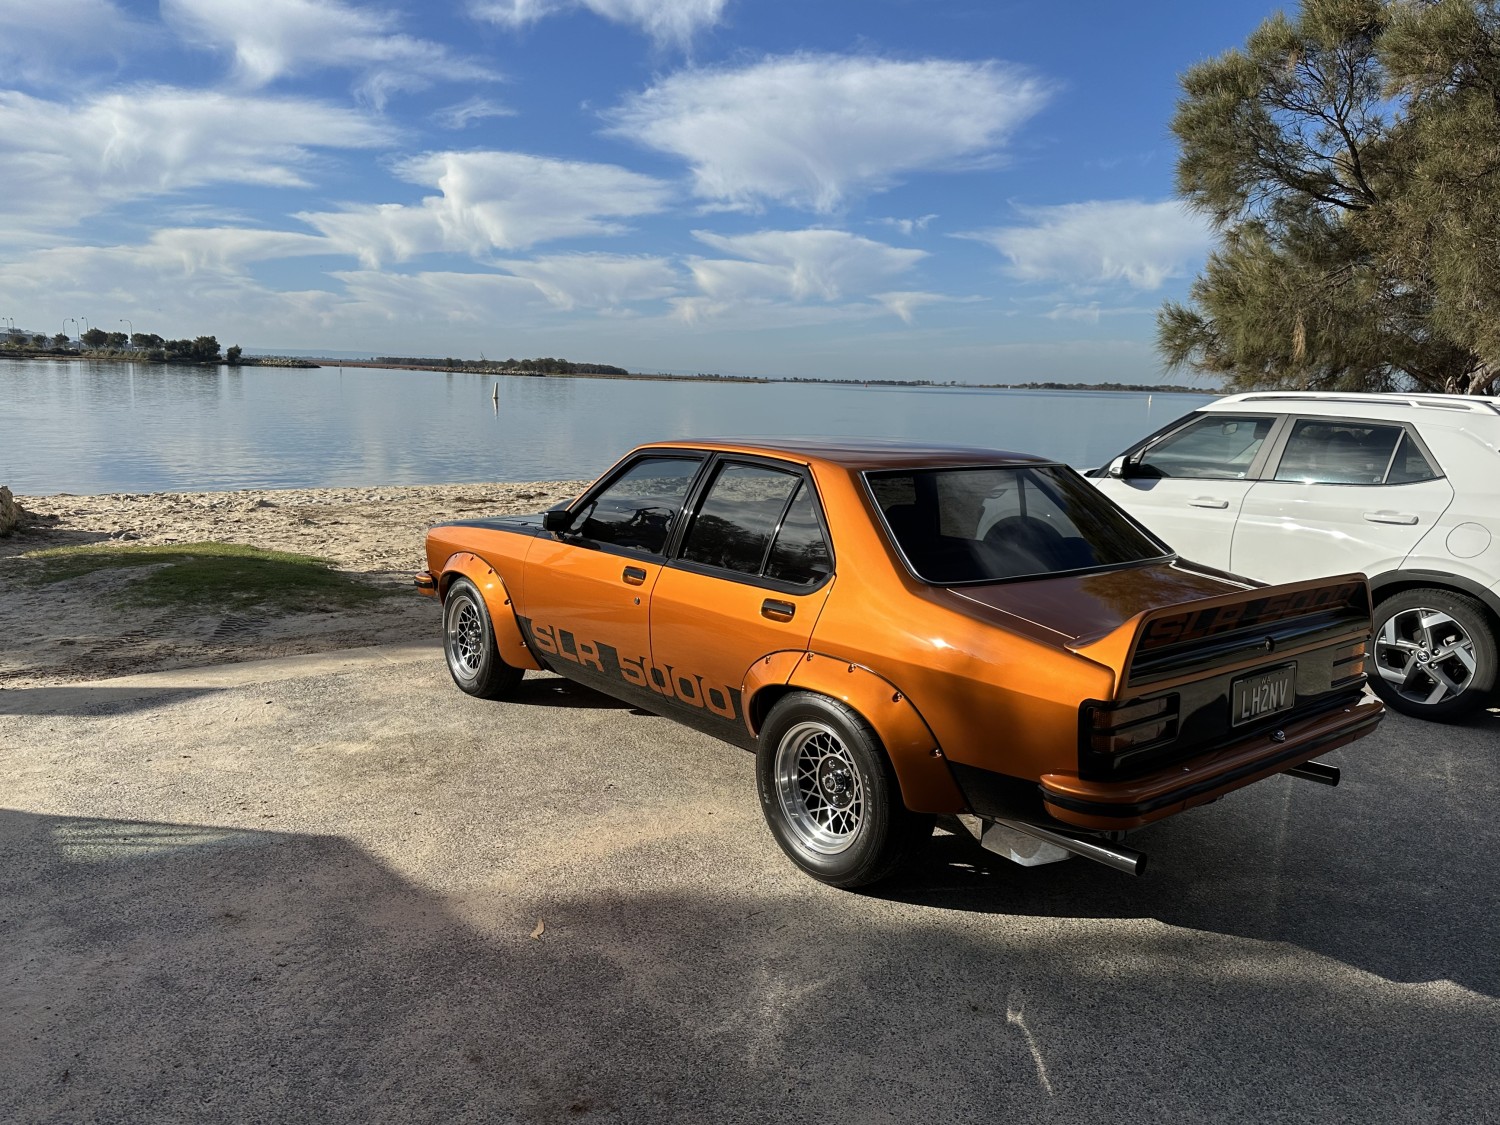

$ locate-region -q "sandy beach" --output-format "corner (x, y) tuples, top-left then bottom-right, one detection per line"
(0, 481), (587, 687)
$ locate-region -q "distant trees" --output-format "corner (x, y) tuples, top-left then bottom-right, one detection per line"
(2, 324), (244, 365)
(373, 355), (631, 376)
(1160, 0), (1500, 396)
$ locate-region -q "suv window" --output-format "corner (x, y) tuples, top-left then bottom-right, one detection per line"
(1136, 414), (1276, 479)
(576, 456), (701, 554)
(870, 465), (1168, 584)
(1273, 420), (1432, 485)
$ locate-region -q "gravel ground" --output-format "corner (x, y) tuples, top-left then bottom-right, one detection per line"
(2, 649), (1496, 1124)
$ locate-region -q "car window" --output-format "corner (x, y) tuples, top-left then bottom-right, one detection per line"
(1136, 414), (1275, 479)
(576, 456), (701, 554)
(1385, 432), (1440, 484)
(764, 482), (832, 586)
(681, 463), (802, 575)
(870, 465), (1168, 584)
(1272, 420), (1407, 485)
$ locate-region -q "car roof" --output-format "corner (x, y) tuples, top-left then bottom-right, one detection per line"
(1205, 391), (1500, 421)
(637, 436), (1055, 471)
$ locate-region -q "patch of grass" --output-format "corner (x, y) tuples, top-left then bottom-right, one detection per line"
(17, 541), (389, 611)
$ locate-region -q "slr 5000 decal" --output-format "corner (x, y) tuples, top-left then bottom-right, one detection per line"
(520, 618), (743, 723)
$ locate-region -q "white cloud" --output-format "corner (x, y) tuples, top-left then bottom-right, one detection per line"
(874, 290), (967, 325)
(470, 0), (728, 48)
(495, 253), (680, 309)
(299, 151), (674, 264)
(0, 0), (151, 84)
(435, 97), (517, 129)
(606, 54), (1050, 212)
(162, 0), (492, 106)
(965, 200), (1213, 290)
(0, 87), (393, 240)
(686, 229), (925, 304)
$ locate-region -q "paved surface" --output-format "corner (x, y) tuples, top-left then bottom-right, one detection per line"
(2, 647), (1497, 1124)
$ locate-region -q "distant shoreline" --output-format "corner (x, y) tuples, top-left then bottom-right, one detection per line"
(3, 350), (1216, 394)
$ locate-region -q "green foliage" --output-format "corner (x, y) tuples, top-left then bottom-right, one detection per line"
(81, 327), (109, 348)
(15, 542), (388, 611)
(1162, 0), (1500, 395)
(225, 344), (242, 365)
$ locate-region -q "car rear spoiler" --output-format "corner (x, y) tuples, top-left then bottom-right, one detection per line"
(1066, 574), (1373, 692)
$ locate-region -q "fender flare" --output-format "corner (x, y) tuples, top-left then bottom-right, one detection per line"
(743, 651), (966, 815)
(438, 552), (543, 672)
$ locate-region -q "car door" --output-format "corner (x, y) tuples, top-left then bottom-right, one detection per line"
(1092, 412), (1283, 569)
(648, 458), (835, 738)
(519, 452), (706, 700)
(1231, 417), (1455, 584)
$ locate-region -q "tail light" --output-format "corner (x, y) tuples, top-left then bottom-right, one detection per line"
(1080, 694), (1180, 777)
(1331, 640), (1367, 687)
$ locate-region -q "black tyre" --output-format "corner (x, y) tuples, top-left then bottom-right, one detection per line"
(442, 577), (524, 700)
(1370, 587), (1497, 721)
(756, 692), (934, 888)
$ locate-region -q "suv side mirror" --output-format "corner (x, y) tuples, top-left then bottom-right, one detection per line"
(542, 508), (576, 534)
(1107, 455), (1129, 479)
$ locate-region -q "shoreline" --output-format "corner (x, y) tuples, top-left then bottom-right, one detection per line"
(3, 351), (1214, 393)
(0, 480), (587, 687)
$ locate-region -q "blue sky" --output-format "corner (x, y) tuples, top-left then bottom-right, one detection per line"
(1, 0), (1276, 382)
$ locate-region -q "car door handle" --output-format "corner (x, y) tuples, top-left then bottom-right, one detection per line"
(761, 599), (796, 623)
(622, 566), (648, 585)
(1364, 511), (1419, 525)
(1189, 497), (1230, 509)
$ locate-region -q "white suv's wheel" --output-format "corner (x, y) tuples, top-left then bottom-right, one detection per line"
(1371, 588), (1497, 721)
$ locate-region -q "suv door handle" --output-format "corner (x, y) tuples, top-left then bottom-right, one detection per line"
(1364, 511), (1419, 525)
(622, 566), (648, 585)
(761, 599), (795, 623)
(1189, 497), (1230, 509)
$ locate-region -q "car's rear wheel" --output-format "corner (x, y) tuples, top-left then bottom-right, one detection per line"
(756, 692), (933, 888)
(1371, 587), (1496, 721)
(443, 577), (524, 699)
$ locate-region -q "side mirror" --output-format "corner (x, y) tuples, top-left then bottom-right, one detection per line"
(1107, 455), (1128, 479)
(542, 508), (576, 534)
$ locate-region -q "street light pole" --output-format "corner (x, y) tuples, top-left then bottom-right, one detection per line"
(120, 318), (133, 348)
(64, 317), (77, 344)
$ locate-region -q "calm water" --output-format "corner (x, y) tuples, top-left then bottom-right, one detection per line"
(0, 359), (1217, 495)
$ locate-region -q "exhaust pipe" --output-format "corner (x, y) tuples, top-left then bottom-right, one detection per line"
(961, 814), (1147, 877)
(1284, 760), (1340, 786)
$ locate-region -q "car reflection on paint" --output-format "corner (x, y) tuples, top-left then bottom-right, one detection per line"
(420, 439), (1382, 888)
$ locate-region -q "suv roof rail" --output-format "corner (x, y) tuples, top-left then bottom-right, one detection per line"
(1217, 391), (1500, 415)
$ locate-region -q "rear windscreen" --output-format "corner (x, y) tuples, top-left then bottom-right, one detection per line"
(866, 465), (1169, 584)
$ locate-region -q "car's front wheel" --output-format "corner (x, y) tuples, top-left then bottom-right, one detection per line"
(1370, 587), (1497, 721)
(442, 577), (524, 700)
(756, 692), (933, 888)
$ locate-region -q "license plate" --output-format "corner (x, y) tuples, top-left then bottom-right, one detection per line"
(1231, 664), (1296, 726)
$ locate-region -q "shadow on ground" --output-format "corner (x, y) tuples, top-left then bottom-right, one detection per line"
(2, 793), (1496, 1124)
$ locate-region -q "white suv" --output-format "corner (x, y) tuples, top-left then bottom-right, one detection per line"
(1089, 392), (1500, 721)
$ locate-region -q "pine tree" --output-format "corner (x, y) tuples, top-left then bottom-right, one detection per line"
(1160, 0), (1500, 395)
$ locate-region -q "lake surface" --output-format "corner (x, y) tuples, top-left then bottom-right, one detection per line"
(0, 359), (1217, 495)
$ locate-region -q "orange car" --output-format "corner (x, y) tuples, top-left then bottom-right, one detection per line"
(419, 439), (1383, 887)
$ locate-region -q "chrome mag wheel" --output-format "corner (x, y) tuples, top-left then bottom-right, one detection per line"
(773, 720), (866, 855)
(446, 592), (486, 679)
(1374, 605), (1478, 707)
